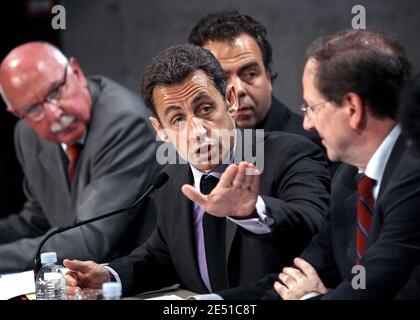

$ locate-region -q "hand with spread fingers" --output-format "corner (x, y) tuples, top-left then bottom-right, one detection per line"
(181, 161), (261, 218)
(274, 257), (329, 300)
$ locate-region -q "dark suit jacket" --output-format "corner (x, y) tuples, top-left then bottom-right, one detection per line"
(109, 130), (331, 296)
(396, 266), (420, 299)
(219, 134), (420, 300)
(0, 76), (159, 272)
(256, 97), (318, 143)
(257, 96), (339, 176)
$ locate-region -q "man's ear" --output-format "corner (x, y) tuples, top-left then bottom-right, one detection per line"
(6, 105), (19, 117)
(226, 85), (239, 117)
(265, 70), (273, 91)
(149, 116), (169, 142)
(0, 90), (19, 117)
(344, 92), (365, 130)
(68, 57), (88, 86)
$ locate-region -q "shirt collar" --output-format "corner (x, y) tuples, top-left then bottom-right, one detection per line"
(364, 125), (401, 184)
(61, 131), (87, 157)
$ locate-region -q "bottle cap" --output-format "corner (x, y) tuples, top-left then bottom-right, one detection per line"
(102, 282), (122, 298)
(40, 252), (58, 264)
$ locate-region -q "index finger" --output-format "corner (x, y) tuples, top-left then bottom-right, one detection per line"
(63, 259), (94, 273)
(218, 164), (238, 188)
(293, 257), (318, 277)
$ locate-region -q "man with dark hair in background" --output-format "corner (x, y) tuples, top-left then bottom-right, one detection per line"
(217, 29), (420, 300)
(0, 42), (158, 272)
(188, 11), (306, 134)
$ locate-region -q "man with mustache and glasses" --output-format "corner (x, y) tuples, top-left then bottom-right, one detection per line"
(63, 44), (330, 298)
(0, 42), (158, 272)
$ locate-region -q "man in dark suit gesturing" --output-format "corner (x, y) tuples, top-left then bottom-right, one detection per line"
(64, 44), (330, 297)
(218, 29), (420, 300)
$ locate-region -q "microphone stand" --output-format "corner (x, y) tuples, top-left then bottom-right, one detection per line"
(33, 172), (168, 279)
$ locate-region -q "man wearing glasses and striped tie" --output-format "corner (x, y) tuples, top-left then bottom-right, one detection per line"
(217, 29), (420, 300)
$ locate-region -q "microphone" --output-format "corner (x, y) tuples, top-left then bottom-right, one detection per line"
(33, 172), (169, 278)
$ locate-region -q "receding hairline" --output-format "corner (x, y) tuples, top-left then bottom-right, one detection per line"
(1, 41), (68, 73)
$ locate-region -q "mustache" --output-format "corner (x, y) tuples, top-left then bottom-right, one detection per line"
(50, 115), (75, 134)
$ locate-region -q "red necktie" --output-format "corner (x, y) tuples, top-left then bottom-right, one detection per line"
(67, 143), (82, 186)
(356, 174), (376, 264)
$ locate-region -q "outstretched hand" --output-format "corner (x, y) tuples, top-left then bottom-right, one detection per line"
(181, 162), (261, 218)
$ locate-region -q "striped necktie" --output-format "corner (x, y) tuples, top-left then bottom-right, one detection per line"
(356, 173), (376, 264)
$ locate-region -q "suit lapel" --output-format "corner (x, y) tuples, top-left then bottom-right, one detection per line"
(365, 134), (406, 248)
(39, 142), (70, 195)
(226, 219), (237, 262)
(336, 136), (406, 265)
(336, 166), (359, 263)
(345, 192), (358, 262)
(377, 134), (405, 199)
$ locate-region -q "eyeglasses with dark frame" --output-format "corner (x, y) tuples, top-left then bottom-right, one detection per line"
(16, 63), (69, 121)
(300, 100), (328, 119)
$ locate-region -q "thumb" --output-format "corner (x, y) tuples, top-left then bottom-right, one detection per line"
(181, 184), (206, 207)
(63, 259), (93, 273)
(293, 257), (317, 277)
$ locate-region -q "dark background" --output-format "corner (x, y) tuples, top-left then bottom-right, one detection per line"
(1, 0), (420, 217)
(0, 0), (59, 217)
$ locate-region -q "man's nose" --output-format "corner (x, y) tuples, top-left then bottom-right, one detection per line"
(303, 114), (314, 131)
(188, 117), (207, 141)
(43, 102), (63, 122)
(230, 76), (247, 98)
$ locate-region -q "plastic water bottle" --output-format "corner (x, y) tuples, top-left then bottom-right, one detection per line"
(35, 252), (67, 300)
(102, 282), (122, 300)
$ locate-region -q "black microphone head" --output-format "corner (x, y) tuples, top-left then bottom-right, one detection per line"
(153, 172), (169, 189)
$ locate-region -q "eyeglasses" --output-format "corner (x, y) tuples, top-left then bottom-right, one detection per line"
(300, 100), (327, 119)
(18, 63), (69, 121)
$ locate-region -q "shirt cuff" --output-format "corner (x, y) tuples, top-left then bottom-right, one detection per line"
(227, 196), (274, 235)
(300, 292), (321, 300)
(104, 266), (122, 285)
(188, 293), (224, 300)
